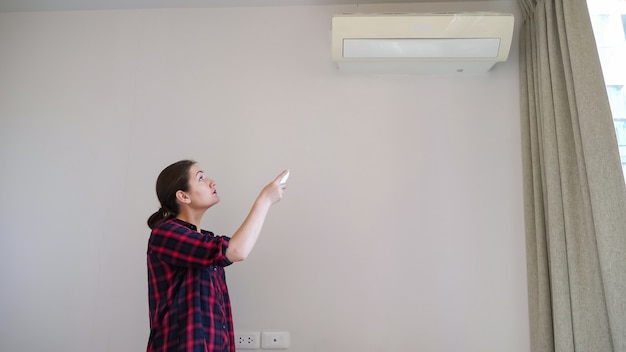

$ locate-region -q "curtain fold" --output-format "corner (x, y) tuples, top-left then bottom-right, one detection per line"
(518, 0), (626, 351)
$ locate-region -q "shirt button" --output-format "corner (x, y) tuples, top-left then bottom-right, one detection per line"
(222, 325), (227, 329)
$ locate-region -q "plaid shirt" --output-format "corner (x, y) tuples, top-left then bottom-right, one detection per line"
(147, 218), (235, 352)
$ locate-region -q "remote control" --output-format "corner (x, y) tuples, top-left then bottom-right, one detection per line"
(280, 171), (290, 184)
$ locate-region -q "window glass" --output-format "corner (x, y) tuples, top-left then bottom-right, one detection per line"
(587, 0), (626, 180)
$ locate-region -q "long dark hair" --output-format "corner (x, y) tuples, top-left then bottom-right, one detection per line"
(147, 159), (196, 229)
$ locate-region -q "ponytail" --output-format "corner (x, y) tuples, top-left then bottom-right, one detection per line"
(147, 207), (176, 229)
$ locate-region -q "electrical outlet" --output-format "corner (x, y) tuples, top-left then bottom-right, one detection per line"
(261, 331), (290, 349)
(235, 332), (260, 350)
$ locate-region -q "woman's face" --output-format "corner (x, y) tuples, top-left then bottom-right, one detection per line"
(184, 163), (220, 209)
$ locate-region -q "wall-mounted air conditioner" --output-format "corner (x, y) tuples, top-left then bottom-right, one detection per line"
(331, 13), (515, 74)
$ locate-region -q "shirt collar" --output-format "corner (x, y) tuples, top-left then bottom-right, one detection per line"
(173, 218), (197, 231)
(172, 218), (214, 236)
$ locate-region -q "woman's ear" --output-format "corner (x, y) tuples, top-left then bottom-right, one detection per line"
(175, 190), (191, 204)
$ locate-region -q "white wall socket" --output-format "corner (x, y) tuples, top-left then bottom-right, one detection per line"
(261, 331), (290, 349)
(235, 332), (260, 350)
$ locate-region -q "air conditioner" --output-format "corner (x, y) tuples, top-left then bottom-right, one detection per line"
(331, 13), (515, 74)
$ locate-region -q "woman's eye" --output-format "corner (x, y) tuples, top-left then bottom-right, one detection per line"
(199, 175), (204, 181)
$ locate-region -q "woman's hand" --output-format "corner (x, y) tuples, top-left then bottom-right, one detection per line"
(226, 169), (290, 262)
(257, 169), (289, 206)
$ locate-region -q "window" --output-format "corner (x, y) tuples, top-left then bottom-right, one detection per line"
(587, 0), (626, 180)
(607, 85), (626, 119)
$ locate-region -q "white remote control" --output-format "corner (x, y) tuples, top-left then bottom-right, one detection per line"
(280, 171), (290, 184)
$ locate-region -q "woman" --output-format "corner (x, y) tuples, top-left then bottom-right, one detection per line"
(146, 160), (288, 352)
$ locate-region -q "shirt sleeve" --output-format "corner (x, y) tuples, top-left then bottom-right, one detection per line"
(148, 220), (233, 268)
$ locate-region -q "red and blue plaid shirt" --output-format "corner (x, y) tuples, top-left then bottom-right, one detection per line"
(147, 218), (235, 352)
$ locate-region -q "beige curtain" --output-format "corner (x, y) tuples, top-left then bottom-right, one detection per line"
(518, 0), (626, 351)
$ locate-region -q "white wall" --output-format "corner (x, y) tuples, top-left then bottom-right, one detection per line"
(0, 2), (529, 351)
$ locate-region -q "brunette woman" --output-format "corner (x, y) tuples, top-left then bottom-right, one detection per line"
(146, 160), (288, 352)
